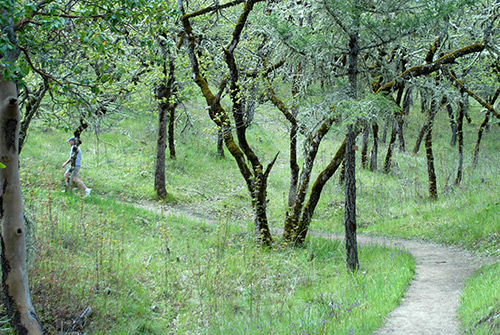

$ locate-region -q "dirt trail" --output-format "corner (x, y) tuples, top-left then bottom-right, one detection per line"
(331, 234), (492, 335)
(134, 201), (495, 335)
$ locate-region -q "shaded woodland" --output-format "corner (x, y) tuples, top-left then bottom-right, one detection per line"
(1, 0), (500, 333)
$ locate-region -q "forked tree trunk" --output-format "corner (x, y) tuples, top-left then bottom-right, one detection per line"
(295, 138), (346, 244)
(154, 55), (177, 198)
(0, 80), (42, 334)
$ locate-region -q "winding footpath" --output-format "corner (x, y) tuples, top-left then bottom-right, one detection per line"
(331, 234), (493, 335)
(135, 201), (495, 335)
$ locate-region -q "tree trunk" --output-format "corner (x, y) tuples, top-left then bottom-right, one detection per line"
(168, 103), (176, 159)
(345, 124), (359, 271)
(398, 87), (412, 152)
(455, 99), (464, 185)
(413, 121), (428, 155)
(360, 125), (369, 169)
(154, 54), (177, 198)
(345, 10), (359, 271)
(288, 120), (299, 208)
(425, 98), (439, 200)
(217, 128), (225, 158)
(179, 0), (273, 246)
(381, 114), (389, 144)
(282, 115), (336, 243)
(446, 101), (457, 147)
(296, 138), (346, 244)
(473, 112), (489, 167)
(154, 100), (168, 198)
(383, 118), (398, 173)
(369, 122), (378, 171)
(0, 80), (42, 334)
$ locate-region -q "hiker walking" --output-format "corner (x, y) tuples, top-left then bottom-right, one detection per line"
(62, 137), (92, 196)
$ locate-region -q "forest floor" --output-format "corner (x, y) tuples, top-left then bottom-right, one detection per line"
(134, 200), (495, 335)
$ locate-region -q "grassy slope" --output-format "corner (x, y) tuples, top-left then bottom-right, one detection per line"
(14, 94), (499, 333)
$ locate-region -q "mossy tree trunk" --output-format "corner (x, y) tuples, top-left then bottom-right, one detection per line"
(282, 115), (336, 243)
(155, 52), (177, 199)
(425, 97), (439, 200)
(179, 0), (273, 246)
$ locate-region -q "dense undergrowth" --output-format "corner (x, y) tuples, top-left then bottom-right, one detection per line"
(2, 94), (498, 334)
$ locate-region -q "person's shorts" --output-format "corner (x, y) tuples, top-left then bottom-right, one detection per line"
(66, 166), (80, 177)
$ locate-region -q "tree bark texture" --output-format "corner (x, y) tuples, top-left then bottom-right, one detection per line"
(360, 125), (369, 169)
(217, 128), (225, 158)
(345, 125), (359, 271)
(282, 115), (336, 243)
(154, 55), (177, 198)
(179, 0), (272, 246)
(0, 80), (42, 334)
(370, 122), (378, 171)
(296, 138), (346, 244)
(425, 98), (439, 200)
(383, 118), (398, 174)
(473, 112), (490, 167)
(455, 99), (464, 185)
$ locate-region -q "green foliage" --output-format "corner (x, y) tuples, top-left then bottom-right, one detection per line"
(459, 263), (500, 334)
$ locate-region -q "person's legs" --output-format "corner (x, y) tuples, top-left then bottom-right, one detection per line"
(65, 167), (91, 194)
(72, 176), (87, 190)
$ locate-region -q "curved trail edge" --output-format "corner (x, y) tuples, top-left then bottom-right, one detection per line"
(135, 201), (495, 335)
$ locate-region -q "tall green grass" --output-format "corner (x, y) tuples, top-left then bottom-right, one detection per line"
(14, 94), (500, 333)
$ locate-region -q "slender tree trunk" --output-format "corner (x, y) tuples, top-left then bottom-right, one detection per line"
(446, 101), (457, 147)
(282, 115), (336, 242)
(345, 9), (359, 271)
(155, 103), (168, 198)
(413, 122), (428, 154)
(425, 98), (439, 200)
(370, 122), (378, 171)
(473, 112), (489, 167)
(0, 79), (42, 334)
(296, 138), (346, 244)
(398, 87), (412, 152)
(217, 128), (225, 158)
(345, 125), (359, 271)
(381, 114), (389, 144)
(360, 125), (369, 169)
(288, 120), (299, 208)
(455, 99), (464, 185)
(383, 118), (398, 173)
(168, 104), (176, 159)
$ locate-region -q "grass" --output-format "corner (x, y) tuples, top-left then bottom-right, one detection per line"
(22, 187), (415, 334)
(8, 92), (500, 334)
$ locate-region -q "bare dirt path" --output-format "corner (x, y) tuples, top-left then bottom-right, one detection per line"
(134, 201), (495, 335)
(327, 234), (493, 335)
